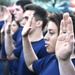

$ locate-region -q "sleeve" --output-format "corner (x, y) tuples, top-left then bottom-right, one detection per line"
(1, 40), (7, 58)
(72, 58), (75, 66)
(13, 36), (23, 58)
(32, 56), (49, 75)
(37, 46), (49, 58)
(0, 21), (4, 30)
(32, 59), (44, 75)
(13, 45), (22, 58)
(32, 54), (56, 75)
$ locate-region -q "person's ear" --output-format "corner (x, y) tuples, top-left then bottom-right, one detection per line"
(36, 20), (43, 27)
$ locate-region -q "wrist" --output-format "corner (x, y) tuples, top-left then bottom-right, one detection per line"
(6, 30), (11, 34)
(57, 57), (70, 63)
(22, 32), (29, 37)
(5, 31), (11, 37)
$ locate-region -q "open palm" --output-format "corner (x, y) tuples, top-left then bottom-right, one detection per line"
(3, 6), (12, 23)
(55, 13), (74, 60)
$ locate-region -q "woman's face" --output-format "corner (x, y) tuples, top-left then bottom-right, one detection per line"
(44, 21), (59, 53)
(11, 21), (19, 33)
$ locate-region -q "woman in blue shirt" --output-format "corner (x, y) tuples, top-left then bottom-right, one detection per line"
(1, 19), (22, 75)
(22, 12), (75, 75)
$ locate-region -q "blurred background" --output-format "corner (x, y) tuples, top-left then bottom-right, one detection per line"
(0, 0), (75, 13)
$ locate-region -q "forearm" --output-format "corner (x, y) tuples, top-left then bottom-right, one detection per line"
(22, 36), (38, 68)
(58, 58), (75, 75)
(5, 33), (15, 57)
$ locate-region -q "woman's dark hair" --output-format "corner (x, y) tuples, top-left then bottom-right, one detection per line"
(48, 12), (63, 35)
(48, 12), (75, 37)
(16, 21), (20, 27)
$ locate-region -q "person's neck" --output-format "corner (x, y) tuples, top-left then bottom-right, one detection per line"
(29, 31), (43, 42)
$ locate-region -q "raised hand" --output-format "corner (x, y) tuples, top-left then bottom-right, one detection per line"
(22, 15), (33, 37)
(55, 13), (74, 60)
(3, 6), (12, 23)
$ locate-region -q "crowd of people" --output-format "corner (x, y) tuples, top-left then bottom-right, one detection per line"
(0, 0), (75, 75)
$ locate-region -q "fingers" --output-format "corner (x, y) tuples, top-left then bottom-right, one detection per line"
(3, 6), (11, 21)
(26, 15), (33, 27)
(63, 12), (69, 20)
(23, 15), (33, 29)
(63, 13), (74, 51)
(67, 17), (73, 35)
(60, 13), (74, 36)
(3, 6), (9, 13)
(60, 13), (69, 35)
(22, 15), (33, 37)
(69, 34), (74, 52)
(60, 20), (66, 34)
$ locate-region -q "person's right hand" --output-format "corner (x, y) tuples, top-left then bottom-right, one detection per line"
(22, 15), (33, 37)
(55, 13), (74, 60)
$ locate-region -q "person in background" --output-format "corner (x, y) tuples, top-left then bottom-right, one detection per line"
(22, 12), (75, 75)
(3, 0), (32, 75)
(5, 3), (50, 75)
(1, 20), (21, 75)
(2, 1), (33, 75)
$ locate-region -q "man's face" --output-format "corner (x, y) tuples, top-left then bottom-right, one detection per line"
(21, 10), (38, 34)
(21, 10), (35, 27)
(13, 5), (23, 22)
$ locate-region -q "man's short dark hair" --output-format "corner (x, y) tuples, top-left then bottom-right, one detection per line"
(16, 0), (33, 12)
(24, 4), (48, 30)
